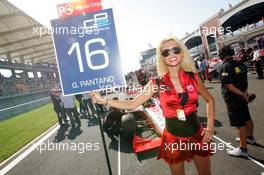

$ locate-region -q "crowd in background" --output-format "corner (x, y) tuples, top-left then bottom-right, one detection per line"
(0, 73), (58, 96)
(233, 41), (264, 79)
(0, 59), (57, 69)
(125, 67), (157, 86)
(0, 60), (59, 96)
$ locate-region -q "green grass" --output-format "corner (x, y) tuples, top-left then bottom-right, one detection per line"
(0, 103), (58, 163)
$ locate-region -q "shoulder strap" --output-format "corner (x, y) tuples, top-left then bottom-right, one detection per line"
(155, 77), (160, 98)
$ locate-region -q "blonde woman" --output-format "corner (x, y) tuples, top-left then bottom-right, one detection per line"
(90, 36), (215, 175)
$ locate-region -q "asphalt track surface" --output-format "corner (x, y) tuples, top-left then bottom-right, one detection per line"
(1, 74), (264, 175)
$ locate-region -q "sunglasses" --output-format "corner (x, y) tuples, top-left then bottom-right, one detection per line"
(161, 47), (181, 57)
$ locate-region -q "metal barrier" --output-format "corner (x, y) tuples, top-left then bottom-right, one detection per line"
(0, 92), (51, 121)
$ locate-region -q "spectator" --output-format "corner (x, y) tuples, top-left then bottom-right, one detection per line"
(198, 58), (206, 81)
(75, 94), (85, 114)
(50, 89), (68, 127)
(61, 95), (81, 127)
(203, 57), (211, 81)
(237, 48), (247, 63)
(83, 93), (96, 117)
(252, 45), (263, 79)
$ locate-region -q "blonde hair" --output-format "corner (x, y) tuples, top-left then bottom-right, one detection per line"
(156, 36), (196, 76)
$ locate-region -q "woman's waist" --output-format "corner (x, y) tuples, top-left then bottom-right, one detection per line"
(165, 112), (201, 137)
(163, 107), (197, 119)
(165, 112), (199, 123)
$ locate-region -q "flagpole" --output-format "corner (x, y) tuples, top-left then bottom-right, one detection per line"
(96, 107), (113, 175)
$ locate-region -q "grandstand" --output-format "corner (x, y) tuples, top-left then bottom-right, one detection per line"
(0, 0), (59, 119)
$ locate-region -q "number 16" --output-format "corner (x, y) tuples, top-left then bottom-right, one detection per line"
(68, 38), (109, 72)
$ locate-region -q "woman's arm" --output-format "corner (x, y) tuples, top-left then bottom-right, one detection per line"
(90, 80), (155, 110)
(197, 76), (215, 142)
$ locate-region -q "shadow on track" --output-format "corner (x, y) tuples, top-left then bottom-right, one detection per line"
(68, 125), (83, 140)
(248, 155), (264, 164)
(136, 147), (159, 162)
(108, 135), (159, 162)
(54, 126), (67, 142)
(87, 115), (99, 127)
(108, 136), (133, 154)
(199, 116), (223, 128)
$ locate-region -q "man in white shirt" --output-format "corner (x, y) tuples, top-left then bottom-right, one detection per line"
(61, 95), (81, 127)
(252, 45), (263, 79)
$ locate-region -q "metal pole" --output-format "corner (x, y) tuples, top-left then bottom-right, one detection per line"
(96, 109), (113, 175)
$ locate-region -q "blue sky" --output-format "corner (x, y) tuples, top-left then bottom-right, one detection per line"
(8, 0), (242, 73)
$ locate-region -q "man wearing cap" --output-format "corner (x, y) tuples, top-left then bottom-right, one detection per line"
(218, 45), (256, 157)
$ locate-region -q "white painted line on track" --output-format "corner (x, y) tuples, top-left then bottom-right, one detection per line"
(213, 135), (264, 169)
(118, 135), (121, 175)
(0, 123), (58, 168)
(0, 125), (60, 175)
(1, 127), (263, 175)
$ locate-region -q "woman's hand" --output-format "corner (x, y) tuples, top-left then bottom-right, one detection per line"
(201, 127), (214, 143)
(197, 76), (215, 143)
(89, 91), (107, 105)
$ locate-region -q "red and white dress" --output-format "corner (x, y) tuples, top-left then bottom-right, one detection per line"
(152, 69), (213, 165)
